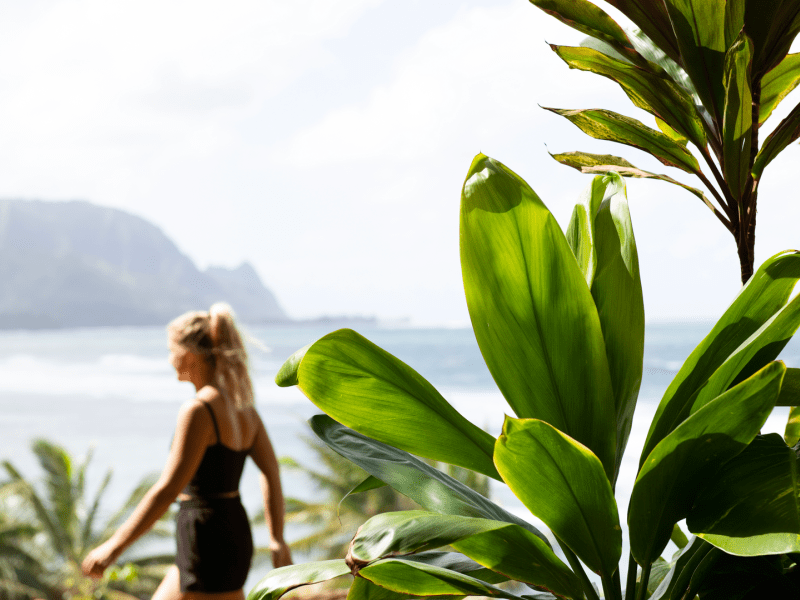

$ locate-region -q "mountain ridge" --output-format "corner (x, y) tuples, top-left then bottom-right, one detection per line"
(0, 199), (288, 329)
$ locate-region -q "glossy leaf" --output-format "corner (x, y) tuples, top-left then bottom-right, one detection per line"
(641, 250), (800, 466)
(347, 577), (413, 600)
(689, 291), (800, 413)
(759, 53), (800, 123)
(551, 151), (719, 217)
(656, 117), (688, 145)
(358, 558), (522, 599)
(628, 361), (784, 566)
(347, 511), (581, 599)
(399, 551), (509, 584)
(527, 0), (641, 65)
(775, 367), (800, 405)
(551, 45), (707, 149)
(722, 32), (753, 201)
(495, 417), (621, 578)
(753, 100), (800, 181)
(603, 0), (681, 64)
(690, 552), (800, 600)
(544, 107), (701, 173)
(550, 150), (635, 173)
(663, 0), (730, 127)
(650, 536), (711, 600)
(346, 552), (506, 600)
(588, 173), (644, 479)
(277, 329), (499, 479)
(565, 174), (644, 480)
(460, 154), (616, 476)
(688, 434), (800, 555)
(308, 415), (547, 540)
(247, 560), (351, 600)
(786, 405), (800, 446)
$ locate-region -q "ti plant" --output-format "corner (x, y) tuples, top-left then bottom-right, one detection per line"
(249, 156), (800, 600)
(528, 0), (800, 284)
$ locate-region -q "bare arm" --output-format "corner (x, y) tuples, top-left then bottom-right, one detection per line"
(250, 415), (292, 567)
(82, 400), (212, 577)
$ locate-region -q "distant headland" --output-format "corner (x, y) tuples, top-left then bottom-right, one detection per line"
(0, 199), (374, 329)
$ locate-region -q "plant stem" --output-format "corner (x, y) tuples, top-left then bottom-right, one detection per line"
(635, 563), (651, 600)
(601, 575), (617, 600)
(624, 554), (638, 600)
(559, 543), (601, 600)
(613, 569), (622, 600)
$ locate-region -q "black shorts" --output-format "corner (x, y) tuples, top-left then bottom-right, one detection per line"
(176, 496), (254, 593)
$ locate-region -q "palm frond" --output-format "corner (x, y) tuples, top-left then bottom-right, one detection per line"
(80, 468), (113, 553)
(2, 460), (68, 558)
(32, 439), (78, 559)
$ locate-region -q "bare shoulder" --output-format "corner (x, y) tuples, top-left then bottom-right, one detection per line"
(243, 405), (265, 430)
(196, 385), (222, 403)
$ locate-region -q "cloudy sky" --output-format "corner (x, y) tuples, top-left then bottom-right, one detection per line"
(1, 0), (798, 324)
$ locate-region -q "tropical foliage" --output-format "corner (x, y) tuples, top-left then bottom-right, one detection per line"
(259, 427), (490, 564)
(528, 0), (800, 284)
(249, 155), (800, 600)
(0, 439), (174, 600)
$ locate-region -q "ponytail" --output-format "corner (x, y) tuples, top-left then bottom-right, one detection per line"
(168, 303), (255, 409)
(208, 303), (255, 409)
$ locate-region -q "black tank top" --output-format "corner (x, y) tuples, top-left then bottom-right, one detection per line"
(182, 402), (252, 498)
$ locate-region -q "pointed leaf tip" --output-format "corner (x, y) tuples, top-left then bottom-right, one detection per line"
(275, 342), (312, 387)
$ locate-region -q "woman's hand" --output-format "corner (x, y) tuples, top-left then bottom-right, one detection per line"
(270, 539), (292, 568)
(81, 540), (120, 579)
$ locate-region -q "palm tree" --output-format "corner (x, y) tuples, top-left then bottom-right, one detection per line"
(0, 439), (174, 600)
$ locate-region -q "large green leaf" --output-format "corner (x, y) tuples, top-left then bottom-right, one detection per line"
(776, 367), (800, 405)
(722, 32), (754, 201)
(687, 433), (800, 555)
(358, 558), (522, 599)
(662, 0), (731, 128)
(692, 553), (800, 599)
(628, 361), (784, 566)
(494, 417), (621, 578)
(544, 107), (702, 173)
(247, 560), (351, 600)
(398, 551), (508, 584)
(641, 250), (800, 466)
(347, 511), (581, 599)
(689, 291), (800, 413)
(346, 552), (507, 600)
(759, 53), (800, 123)
(276, 329), (499, 479)
(527, 0), (642, 65)
(565, 174), (644, 481)
(550, 150), (635, 173)
(786, 405), (800, 445)
(460, 154), (616, 476)
(308, 415), (546, 540)
(752, 100), (800, 181)
(604, 0), (682, 64)
(649, 536), (712, 600)
(551, 45), (707, 149)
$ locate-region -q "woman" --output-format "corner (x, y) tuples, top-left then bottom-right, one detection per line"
(82, 303), (292, 599)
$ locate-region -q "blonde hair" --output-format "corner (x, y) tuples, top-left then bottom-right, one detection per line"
(168, 303), (255, 409)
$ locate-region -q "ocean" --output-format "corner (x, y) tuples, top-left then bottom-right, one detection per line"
(0, 322), (795, 588)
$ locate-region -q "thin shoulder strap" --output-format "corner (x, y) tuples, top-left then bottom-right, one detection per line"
(200, 401), (221, 444)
